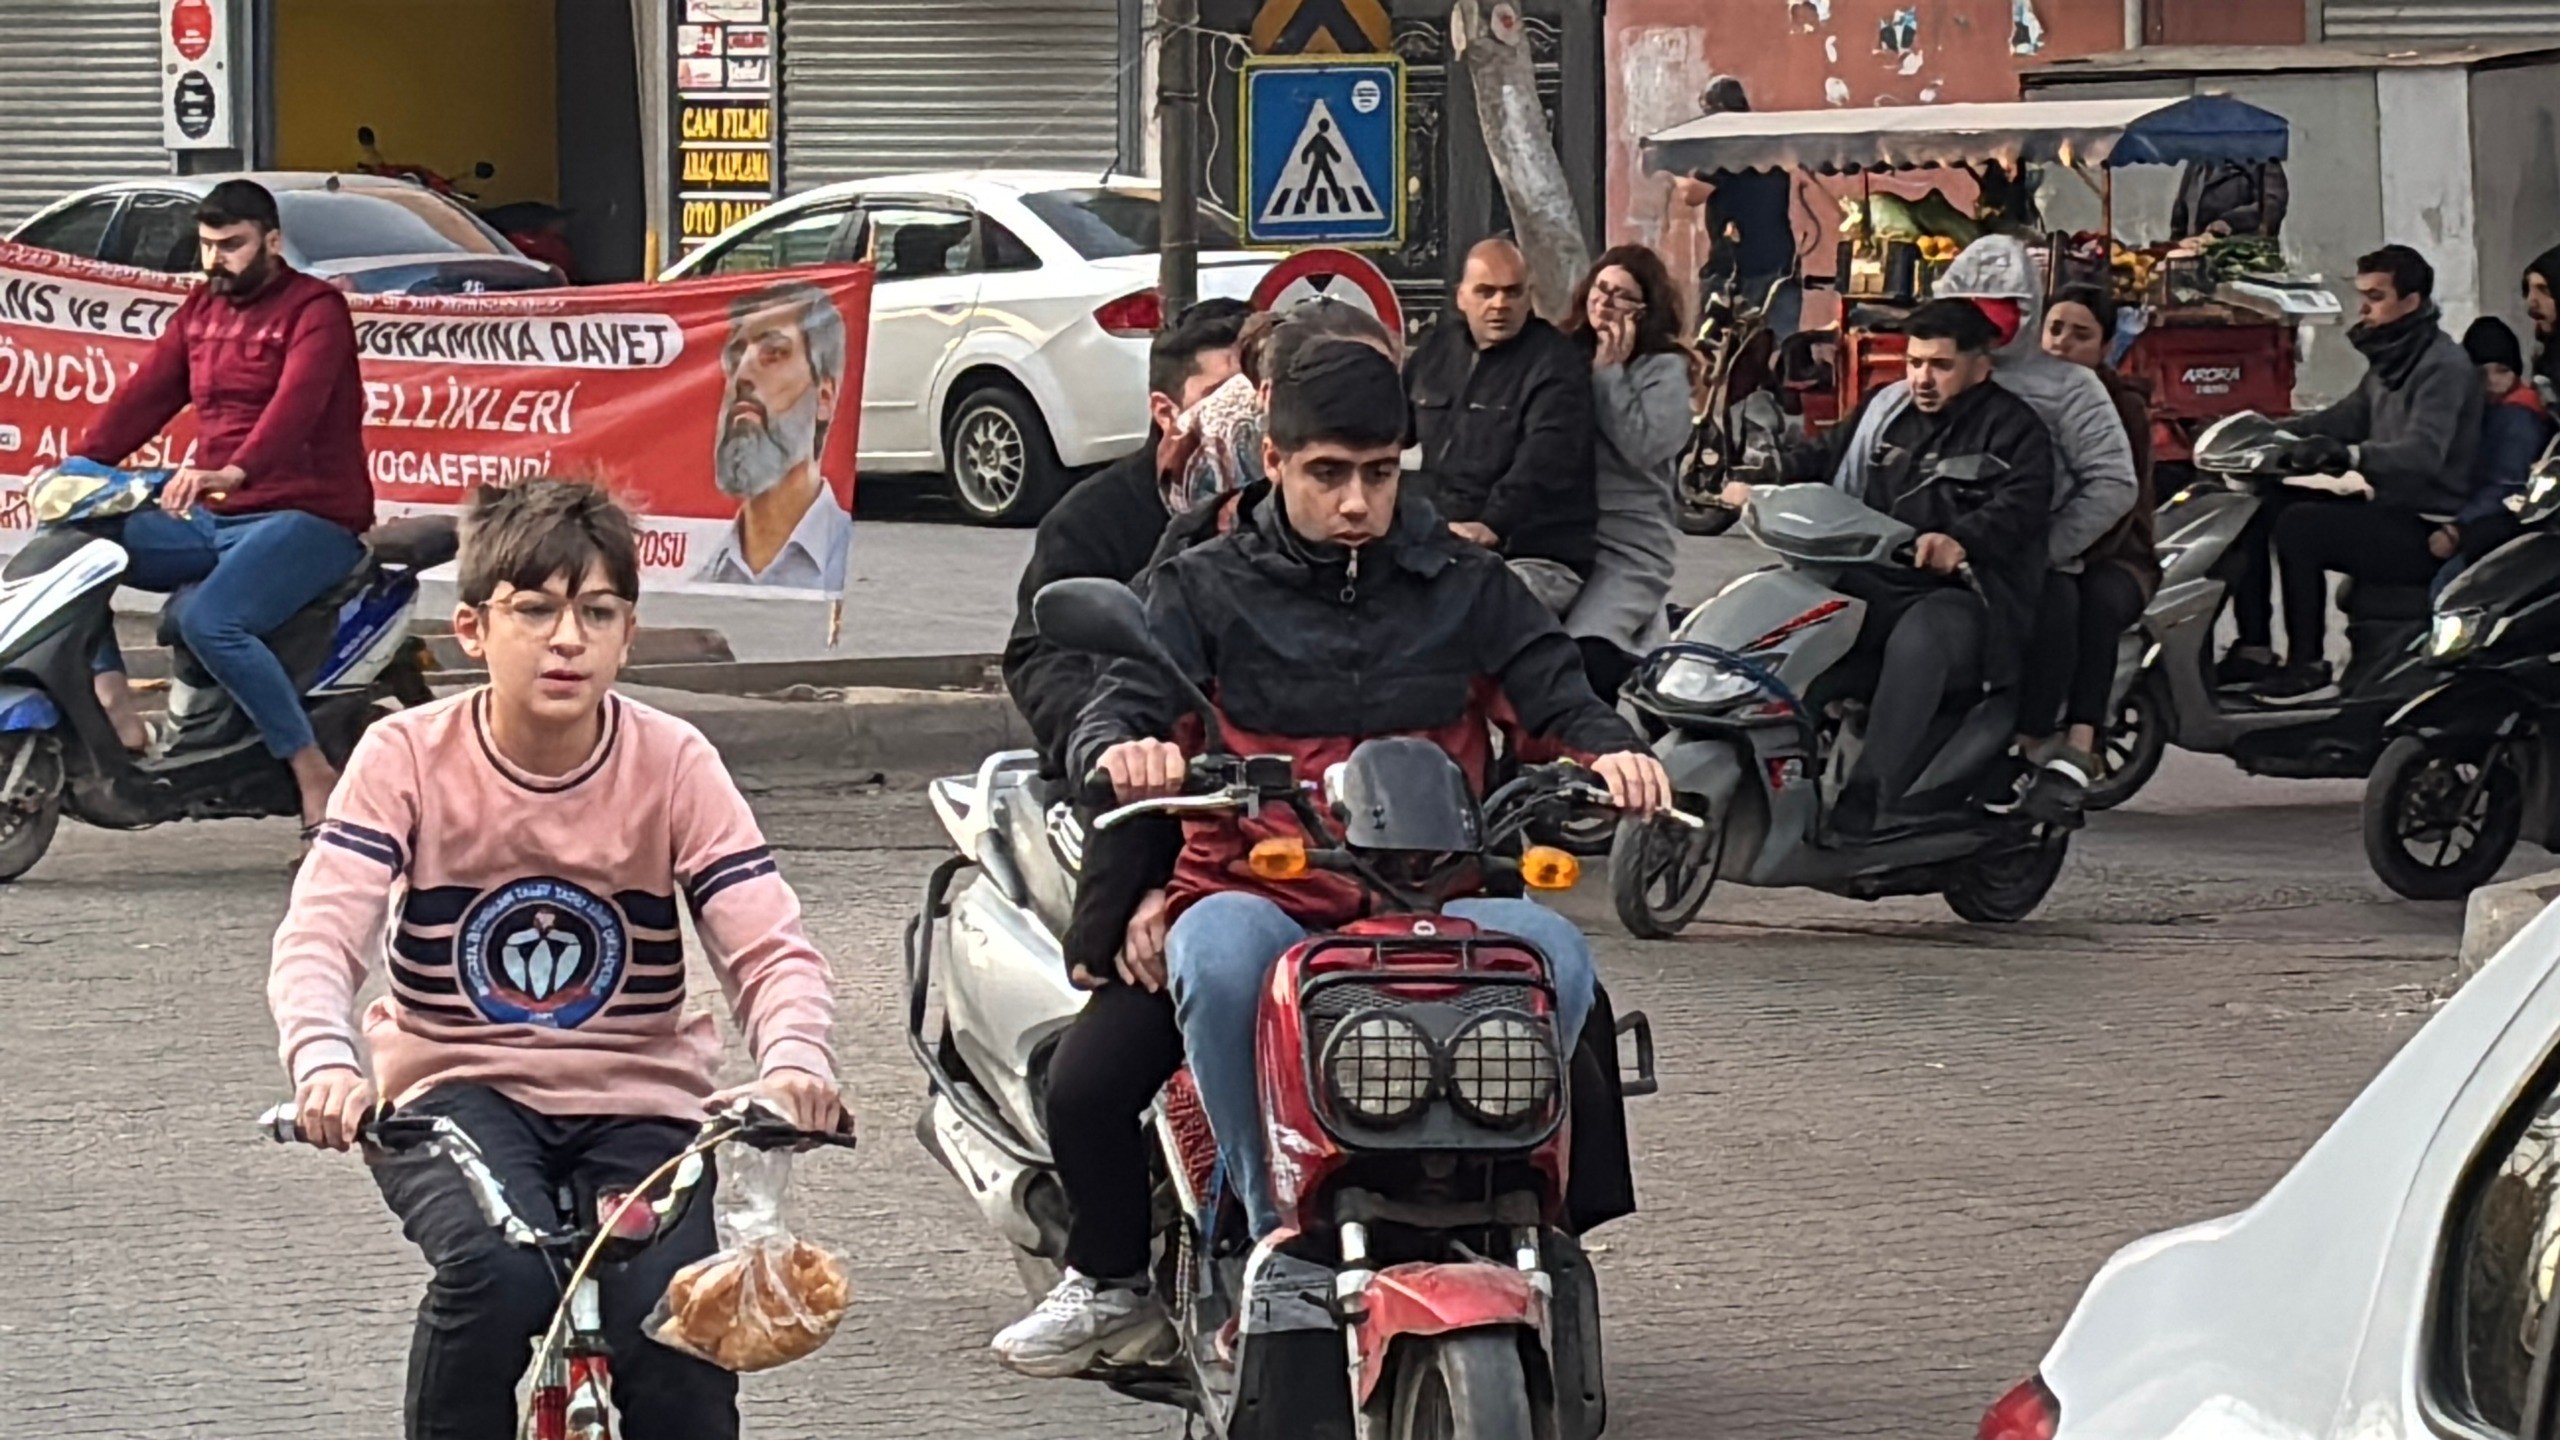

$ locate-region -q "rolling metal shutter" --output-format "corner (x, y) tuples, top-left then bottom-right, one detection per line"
(781, 0), (1125, 190)
(2321, 0), (2560, 41)
(0, 0), (168, 229)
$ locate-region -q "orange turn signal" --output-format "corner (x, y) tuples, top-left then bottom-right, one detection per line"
(1248, 837), (1311, 880)
(1519, 846), (1581, 891)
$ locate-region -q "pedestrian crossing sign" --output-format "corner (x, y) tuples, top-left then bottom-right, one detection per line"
(1242, 57), (1404, 248)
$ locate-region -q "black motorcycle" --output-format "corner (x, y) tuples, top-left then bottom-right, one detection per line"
(2361, 443), (2560, 899)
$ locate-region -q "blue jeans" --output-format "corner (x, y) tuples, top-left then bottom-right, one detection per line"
(93, 508), (365, 758)
(1165, 891), (1598, 1238)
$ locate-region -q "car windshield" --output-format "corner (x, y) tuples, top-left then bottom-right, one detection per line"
(1018, 188), (1240, 259)
(278, 187), (511, 263)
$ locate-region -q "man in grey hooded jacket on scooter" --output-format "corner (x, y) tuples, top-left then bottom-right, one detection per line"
(1932, 236), (2140, 806)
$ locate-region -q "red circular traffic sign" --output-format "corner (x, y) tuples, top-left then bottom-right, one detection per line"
(1250, 246), (1404, 336)
(169, 0), (215, 61)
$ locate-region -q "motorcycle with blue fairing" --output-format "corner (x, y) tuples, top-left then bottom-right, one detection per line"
(0, 459), (452, 881)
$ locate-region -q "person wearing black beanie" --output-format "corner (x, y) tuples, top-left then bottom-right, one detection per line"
(2434, 313), (2559, 592)
(2465, 314), (2527, 375)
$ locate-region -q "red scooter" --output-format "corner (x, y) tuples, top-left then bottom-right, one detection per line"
(910, 577), (1659, 1439)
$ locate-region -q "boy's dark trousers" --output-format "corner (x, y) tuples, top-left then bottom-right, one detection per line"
(368, 1084), (738, 1440)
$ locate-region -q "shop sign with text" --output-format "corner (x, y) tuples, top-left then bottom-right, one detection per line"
(675, 0), (781, 254)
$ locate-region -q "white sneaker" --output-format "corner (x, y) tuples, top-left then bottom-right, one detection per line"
(990, 1271), (1175, 1378)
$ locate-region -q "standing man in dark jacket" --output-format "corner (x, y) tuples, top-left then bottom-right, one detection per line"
(1731, 299), (2055, 833)
(2172, 160), (2289, 239)
(1000, 300), (1250, 770)
(1404, 238), (1599, 611)
(2246, 245), (2484, 700)
(74, 178), (372, 834)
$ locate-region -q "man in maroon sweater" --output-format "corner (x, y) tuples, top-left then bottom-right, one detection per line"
(77, 179), (372, 832)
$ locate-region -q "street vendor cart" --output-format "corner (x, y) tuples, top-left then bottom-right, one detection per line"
(1642, 95), (2331, 476)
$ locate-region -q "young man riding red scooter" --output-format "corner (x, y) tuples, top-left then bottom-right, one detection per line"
(993, 336), (1670, 1384)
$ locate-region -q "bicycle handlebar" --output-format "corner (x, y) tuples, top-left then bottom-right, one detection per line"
(256, 1097), (857, 1154)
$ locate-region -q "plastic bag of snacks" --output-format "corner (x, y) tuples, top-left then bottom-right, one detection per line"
(644, 1144), (850, 1371)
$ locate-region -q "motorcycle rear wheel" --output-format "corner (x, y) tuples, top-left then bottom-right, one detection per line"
(2363, 734), (2524, 901)
(2084, 680), (2168, 813)
(1389, 1331), (1535, 1440)
(1610, 811), (1720, 940)
(0, 733), (64, 885)
(1942, 830), (2071, 924)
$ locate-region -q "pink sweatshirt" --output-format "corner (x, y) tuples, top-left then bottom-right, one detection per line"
(268, 690), (838, 1121)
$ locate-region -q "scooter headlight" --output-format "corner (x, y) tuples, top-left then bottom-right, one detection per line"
(2428, 608), (2485, 660)
(1325, 1012), (1436, 1126)
(1655, 656), (1757, 707)
(1446, 1012), (1560, 1127)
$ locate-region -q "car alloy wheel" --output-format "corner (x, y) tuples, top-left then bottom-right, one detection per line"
(954, 404), (1027, 515)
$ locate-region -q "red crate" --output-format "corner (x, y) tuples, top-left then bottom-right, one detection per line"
(2123, 319), (2295, 424)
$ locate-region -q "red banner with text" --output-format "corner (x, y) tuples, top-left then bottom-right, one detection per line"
(0, 244), (871, 600)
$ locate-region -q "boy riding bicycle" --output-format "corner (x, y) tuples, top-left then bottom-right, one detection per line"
(267, 479), (846, 1440)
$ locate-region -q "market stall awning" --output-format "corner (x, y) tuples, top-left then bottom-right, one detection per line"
(1640, 95), (2291, 177)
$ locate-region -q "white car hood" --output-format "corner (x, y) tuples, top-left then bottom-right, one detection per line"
(2042, 900), (2560, 1439)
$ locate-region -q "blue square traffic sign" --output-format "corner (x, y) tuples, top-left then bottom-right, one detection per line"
(1241, 57), (1404, 249)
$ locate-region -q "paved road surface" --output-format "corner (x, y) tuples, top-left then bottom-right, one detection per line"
(0, 749), (2494, 1438)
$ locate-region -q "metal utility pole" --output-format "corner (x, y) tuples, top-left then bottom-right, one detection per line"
(1158, 0), (1202, 317)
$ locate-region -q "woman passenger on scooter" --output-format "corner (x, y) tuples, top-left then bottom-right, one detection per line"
(2013, 285), (2159, 818)
(991, 340), (1670, 1377)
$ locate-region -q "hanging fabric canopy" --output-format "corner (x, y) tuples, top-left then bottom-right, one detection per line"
(1640, 94), (2291, 177)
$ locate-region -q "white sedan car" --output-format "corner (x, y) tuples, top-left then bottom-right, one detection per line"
(664, 171), (1273, 524)
(1981, 899), (2560, 1440)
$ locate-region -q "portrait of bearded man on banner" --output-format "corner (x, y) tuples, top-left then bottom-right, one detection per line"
(694, 280), (853, 590)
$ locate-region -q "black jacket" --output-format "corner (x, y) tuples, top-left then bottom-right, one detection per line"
(1798, 380), (2056, 689)
(1404, 316), (1601, 573)
(1067, 495), (1640, 788)
(1056, 479), (1274, 982)
(2294, 305), (2484, 518)
(1002, 443), (1171, 772)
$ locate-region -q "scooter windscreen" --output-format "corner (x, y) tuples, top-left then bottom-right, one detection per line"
(1321, 737), (1483, 853)
(2190, 412), (2295, 476)
(1741, 481), (1916, 566)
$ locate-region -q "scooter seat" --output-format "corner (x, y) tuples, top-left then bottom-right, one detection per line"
(368, 514), (461, 571)
(2337, 577), (2431, 623)
(155, 560), (377, 650)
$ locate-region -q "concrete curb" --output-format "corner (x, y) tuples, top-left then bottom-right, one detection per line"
(615, 683), (1031, 786)
(2459, 870), (2560, 982)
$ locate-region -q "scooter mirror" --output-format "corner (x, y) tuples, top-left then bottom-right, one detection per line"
(1034, 577), (1158, 661)
(1035, 576), (1230, 754)
(1924, 453), (2012, 485)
